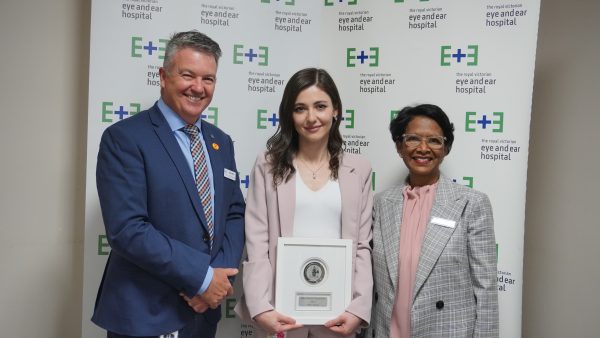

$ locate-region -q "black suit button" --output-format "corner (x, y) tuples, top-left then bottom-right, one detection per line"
(374, 292), (379, 302)
(436, 300), (444, 309)
(203, 234), (210, 242)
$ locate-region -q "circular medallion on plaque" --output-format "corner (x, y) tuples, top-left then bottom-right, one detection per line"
(302, 258), (327, 285)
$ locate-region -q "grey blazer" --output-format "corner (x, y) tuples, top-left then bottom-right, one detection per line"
(368, 176), (499, 338)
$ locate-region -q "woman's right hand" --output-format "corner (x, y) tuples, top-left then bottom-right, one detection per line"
(254, 310), (303, 335)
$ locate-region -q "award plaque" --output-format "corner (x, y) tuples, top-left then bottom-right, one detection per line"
(275, 237), (353, 325)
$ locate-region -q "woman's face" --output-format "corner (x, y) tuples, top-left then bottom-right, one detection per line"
(397, 115), (447, 186)
(292, 85), (338, 145)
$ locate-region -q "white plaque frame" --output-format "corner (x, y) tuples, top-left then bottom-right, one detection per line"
(275, 237), (353, 325)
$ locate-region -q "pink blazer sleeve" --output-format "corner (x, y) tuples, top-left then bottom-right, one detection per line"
(343, 155), (374, 325)
(239, 154), (276, 319)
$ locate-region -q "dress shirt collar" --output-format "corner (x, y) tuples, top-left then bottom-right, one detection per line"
(157, 98), (202, 132)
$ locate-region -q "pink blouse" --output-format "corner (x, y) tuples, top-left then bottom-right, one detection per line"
(390, 183), (438, 338)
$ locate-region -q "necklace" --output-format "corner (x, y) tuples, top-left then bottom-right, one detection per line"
(297, 156), (328, 180)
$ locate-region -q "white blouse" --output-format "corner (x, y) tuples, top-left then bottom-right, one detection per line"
(292, 177), (342, 239)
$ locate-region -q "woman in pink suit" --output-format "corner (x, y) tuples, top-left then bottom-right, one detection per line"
(235, 68), (373, 338)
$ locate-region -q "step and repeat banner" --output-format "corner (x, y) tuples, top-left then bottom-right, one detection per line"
(83, 0), (540, 337)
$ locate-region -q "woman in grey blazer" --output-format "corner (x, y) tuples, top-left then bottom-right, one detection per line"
(368, 104), (499, 338)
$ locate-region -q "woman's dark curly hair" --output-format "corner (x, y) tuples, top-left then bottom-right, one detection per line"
(266, 68), (344, 186)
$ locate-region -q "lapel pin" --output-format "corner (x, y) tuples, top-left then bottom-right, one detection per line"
(212, 143), (219, 150)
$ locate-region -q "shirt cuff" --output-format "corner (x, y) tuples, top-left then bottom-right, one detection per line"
(197, 266), (214, 295)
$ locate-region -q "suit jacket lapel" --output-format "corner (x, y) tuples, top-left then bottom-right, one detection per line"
(413, 177), (466, 301)
(338, 161), (359, 240)
(382, 187), (404, 293)
(277, 173), (296, 237)
(149, 106), (209, 230)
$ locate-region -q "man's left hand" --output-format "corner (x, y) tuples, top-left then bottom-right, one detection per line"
(180, 293), (209, 313)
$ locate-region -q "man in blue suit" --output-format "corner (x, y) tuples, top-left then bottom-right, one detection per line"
(92, 31), (245, 338)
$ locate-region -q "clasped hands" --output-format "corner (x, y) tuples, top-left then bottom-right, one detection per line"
(180, 268), (238, 313)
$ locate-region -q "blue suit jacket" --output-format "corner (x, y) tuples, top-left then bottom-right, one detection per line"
(92, 103), (246, 336)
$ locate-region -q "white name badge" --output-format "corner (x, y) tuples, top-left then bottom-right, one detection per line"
(431, 217), (456, 228)
(224, 168), (237, 181)
(159, 332), (178, 338)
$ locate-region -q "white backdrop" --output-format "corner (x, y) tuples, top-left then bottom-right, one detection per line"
(83, 1), (540, 337)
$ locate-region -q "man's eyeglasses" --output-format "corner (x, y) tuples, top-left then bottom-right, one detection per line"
(399, 134), (446, 149)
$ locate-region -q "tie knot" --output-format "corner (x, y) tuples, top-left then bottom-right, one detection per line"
(183, 124), (199, 137)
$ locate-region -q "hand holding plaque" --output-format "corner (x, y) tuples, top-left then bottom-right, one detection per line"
(253, 309), (303, 335)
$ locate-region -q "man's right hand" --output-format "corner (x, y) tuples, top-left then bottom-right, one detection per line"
(200, 268), (238, 308)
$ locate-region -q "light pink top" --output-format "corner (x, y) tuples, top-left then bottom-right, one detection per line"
(390, 183), (438, 338)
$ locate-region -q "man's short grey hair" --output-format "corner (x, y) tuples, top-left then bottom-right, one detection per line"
(163, 30), (222, 70)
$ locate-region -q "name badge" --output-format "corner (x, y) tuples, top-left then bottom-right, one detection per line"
(431, 217), (456, 229)
(224, 168), (237, 181)
(159, 332), (178, 338)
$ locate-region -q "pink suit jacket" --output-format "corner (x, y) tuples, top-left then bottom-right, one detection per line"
(235, 152), (373, 325)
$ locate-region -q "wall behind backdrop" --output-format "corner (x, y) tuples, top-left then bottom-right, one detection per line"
(0, 0), (598, 338)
